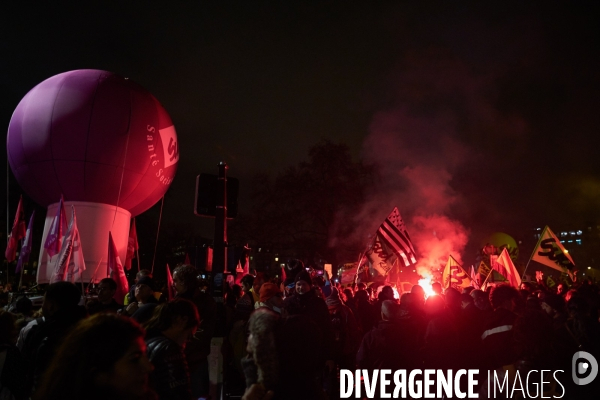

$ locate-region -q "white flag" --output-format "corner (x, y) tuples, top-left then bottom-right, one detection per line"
(51, 206), (86, 283)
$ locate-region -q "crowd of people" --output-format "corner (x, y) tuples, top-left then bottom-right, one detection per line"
(0, 265), (599, 399)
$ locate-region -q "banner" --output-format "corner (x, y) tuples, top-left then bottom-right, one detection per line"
(492, 248), (522, 288)
(51, 206), (86, 283)
(366, 235), (396, 276)
(4, 196), (27, 262)
(15, 211), (35, 273)
(442, 255), (471, 290)
(531, 226), (575, 274)
(125, 219), (139, 271)
(44, 195), (68, 257)
(108, 232), (129, 302)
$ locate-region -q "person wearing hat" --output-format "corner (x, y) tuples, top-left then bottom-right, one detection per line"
(255, 282), (283, 314)
(282, 270), (335, 380)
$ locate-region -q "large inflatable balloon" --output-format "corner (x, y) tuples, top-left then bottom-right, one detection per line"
(482, 232), (519, 262)
(6, 70), (179, 283)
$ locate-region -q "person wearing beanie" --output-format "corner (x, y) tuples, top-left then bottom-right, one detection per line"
(255, 282), (284, 314)
(326, 287), (361, 396)
(282, 269), (335, 379)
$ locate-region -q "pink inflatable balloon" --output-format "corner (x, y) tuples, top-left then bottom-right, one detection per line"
(7, 70), (178, 216)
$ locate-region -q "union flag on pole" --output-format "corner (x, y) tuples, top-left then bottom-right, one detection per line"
(108, 232), (129, 302)
(16, 211), (35, 273)
(366, 235), (396, 276)
(531, 226), (575, 274)
(492, 248), (522, 288)
(44, 196), (68, 257)
(5, 196), (27, 262)
(442, 255), (471, 290)
(125, 219), (139, 271)
(52, 206), (86, 283)
(166, 263), (174, 301)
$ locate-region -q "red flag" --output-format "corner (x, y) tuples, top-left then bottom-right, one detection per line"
(108, 232), (129, 302)
(16, 211), (35, 273)
(492, 248), (522, 288)
(4, 196), (27, 262)
(125, 219), (139, 270)
(44, 196), (68, 257)
(166, 263), (174, 301)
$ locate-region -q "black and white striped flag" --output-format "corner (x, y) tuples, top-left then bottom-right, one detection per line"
(376, 207), (417, 267)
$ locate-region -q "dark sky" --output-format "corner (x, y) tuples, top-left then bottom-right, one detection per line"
(2, 2), (600, 262)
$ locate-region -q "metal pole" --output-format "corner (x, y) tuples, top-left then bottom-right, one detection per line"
(6, 160), (9, 287)
(212, 162), (228, 299)
(135, 219), (141, 273)
(209, 162), (227, 400)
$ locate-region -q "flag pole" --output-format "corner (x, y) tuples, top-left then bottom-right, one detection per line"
(480, 267), (494, 291)
(91, 257), (104, 284)
(151, 197), (165, 275)
(17, 239), (24, 290)
(135, 221), (140, 273)
(353, 253), (365, 285)
(354, 238), (374, 285)
(522, 226), (546, 279)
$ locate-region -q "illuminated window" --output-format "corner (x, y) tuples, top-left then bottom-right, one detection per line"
(561, 232), (568, 237)
(568, 240), (573, 243)
(577, 230), (582, 235)
(576, 239), (582, 245)
(570, 231), (576, 236)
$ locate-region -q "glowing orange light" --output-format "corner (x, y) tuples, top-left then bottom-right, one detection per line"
(418, 274), (437, 298)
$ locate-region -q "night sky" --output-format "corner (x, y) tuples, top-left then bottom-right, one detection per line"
(2, 2), (600, 265)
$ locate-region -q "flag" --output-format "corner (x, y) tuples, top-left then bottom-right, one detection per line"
(125, 219), (139, 270)
(376, 207), (417, 267)
(477, 259), (491, 280)
(531, 226), (575, 274)
(184, 253), (191, 265)
(241, 244), (250, 275)
(44, 196), (68, 257)
(166, 263), (174, 301)
(469, 265), (480, 289)
(66, 210), (86, 283)
(442, 255), (472, 290)
(492, 248), (522, 288)
(16, 211), (35, 273)
(366, 235), (396, 276)
(51, 206), (86, 283)
(108, 232), (129, 302)
(4, 196), (27, 262)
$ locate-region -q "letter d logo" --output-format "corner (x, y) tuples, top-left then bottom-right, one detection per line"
(572, 351), (598, 385)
